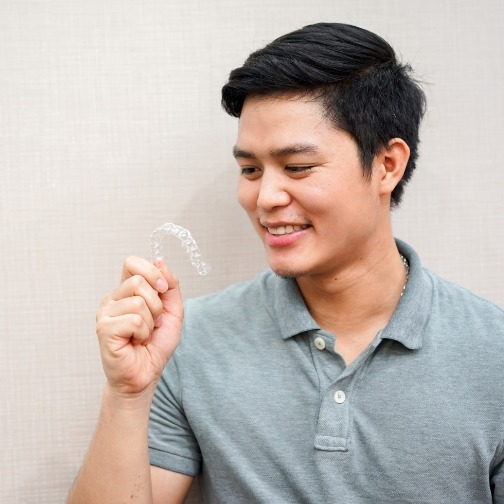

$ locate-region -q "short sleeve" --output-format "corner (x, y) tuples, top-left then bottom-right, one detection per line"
(148, 344), (202, 476)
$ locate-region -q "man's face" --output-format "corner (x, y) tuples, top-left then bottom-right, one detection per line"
(234, 95), (388, 280)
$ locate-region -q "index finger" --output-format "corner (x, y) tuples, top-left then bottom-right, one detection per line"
(121, 256), (168, 293)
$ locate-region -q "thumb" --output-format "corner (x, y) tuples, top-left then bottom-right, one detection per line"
(147, 261), (184, 357)
(156, 260), (183, 316)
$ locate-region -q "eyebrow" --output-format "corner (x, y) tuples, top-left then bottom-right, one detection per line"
(232, 143), (320, 159)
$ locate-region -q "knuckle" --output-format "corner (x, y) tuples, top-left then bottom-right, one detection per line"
(131, 296), (145, 311)
(123, 255), (137, 270)
(99, 292), (112, 308)
(130, 313), (145, 330)
(122, 256), (141, 280)
(96, 305), (109, 323)
(129, 274), (145, 290)
(95, 317), (108, 339)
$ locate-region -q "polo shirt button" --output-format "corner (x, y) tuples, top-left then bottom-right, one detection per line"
(334, 390), (346, 404)
(314, 337), (326, 350)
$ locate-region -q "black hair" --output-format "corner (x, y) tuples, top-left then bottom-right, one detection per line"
(221, 22), (426, 207)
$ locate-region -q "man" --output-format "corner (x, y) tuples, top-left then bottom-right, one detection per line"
(68, 23), (504, 503)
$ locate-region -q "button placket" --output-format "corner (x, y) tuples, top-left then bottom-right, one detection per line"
(313, 337), (379, 453)
(314, 378), (352, 451)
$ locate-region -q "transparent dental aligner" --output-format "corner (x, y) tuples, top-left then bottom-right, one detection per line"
(150, 223), (211, 276)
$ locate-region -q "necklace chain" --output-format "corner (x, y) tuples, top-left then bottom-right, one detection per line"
(399, 254), (410, 297)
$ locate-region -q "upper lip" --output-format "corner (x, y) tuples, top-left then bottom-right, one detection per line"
(260, 223), (311, 236)
(260, 220), (309, 228)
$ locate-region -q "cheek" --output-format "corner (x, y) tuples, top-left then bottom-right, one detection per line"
(237, 181), (257, 213)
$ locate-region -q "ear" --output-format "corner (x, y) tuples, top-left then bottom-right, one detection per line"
(374, 138), (410, 196)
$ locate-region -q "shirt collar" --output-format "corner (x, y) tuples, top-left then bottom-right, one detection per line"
(382, 239), (433, 350)
(270, 275), (320, 339)
(269, 238), (433, 349)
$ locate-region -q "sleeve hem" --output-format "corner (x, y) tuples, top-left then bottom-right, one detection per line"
(148, 447), (201, 476)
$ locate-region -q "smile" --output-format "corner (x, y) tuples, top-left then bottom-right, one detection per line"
(267, 225), (309, 235)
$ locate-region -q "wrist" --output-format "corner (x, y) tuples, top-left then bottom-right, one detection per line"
(102, 381), (157, 414)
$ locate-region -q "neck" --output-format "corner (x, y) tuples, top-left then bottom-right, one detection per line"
(296, 237), (408, 360)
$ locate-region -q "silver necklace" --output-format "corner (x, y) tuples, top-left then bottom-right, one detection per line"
(399, 254), (410, 297)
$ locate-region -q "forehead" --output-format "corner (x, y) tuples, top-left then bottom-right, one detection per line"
(238, 96), (332, 134)
(235, 95), (346, 154)
(239, 94), (328, 126)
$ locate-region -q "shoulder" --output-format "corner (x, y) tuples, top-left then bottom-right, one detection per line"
(427, 269), (504, 318)
(425, 269), (504, 344)
(397, 238), (504, 332)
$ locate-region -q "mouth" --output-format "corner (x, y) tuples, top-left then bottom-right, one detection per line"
(266, 224), (309, 235)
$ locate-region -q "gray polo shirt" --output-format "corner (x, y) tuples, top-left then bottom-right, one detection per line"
(149, 239), (504, 503)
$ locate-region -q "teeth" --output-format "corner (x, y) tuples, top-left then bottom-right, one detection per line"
(268, 225), (307, 235)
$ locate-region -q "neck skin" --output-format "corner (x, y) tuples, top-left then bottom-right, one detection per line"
(296, 225), (407, 365)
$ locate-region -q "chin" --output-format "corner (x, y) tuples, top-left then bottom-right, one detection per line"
(266, 252), (316, 279)
(269, 264), (307, 280)
(273, 271), (300, 280)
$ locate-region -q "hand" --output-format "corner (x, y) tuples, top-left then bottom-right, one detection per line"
(96, 256), (184, 397)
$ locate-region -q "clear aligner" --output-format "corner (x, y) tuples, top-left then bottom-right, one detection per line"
(150, 223), (211, 276)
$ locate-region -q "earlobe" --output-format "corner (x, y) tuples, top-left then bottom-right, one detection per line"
(377, 138), (410, 195)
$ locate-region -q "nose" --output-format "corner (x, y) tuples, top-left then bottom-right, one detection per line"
(256, 169), (291, 211)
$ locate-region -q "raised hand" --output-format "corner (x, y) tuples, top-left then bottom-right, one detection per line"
(96, 256), (184, 397)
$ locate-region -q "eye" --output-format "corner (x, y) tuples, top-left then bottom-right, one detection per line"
(286, 165), (314, 174)
(240, 166), (261, 178)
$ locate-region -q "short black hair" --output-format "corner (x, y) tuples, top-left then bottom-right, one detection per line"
(221, 23), (426, 207)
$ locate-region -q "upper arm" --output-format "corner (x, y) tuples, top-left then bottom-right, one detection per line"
(151, 465), (194, 504)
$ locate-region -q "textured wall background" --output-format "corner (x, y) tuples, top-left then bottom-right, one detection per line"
(1, 1), (502, 502)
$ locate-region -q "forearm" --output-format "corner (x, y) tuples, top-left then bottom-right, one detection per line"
(67, 384), (155, 504)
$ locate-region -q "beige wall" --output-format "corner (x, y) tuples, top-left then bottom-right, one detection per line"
(1, 1), (502, 502)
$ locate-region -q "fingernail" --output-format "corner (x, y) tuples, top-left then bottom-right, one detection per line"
(155, 278), (168, 293)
